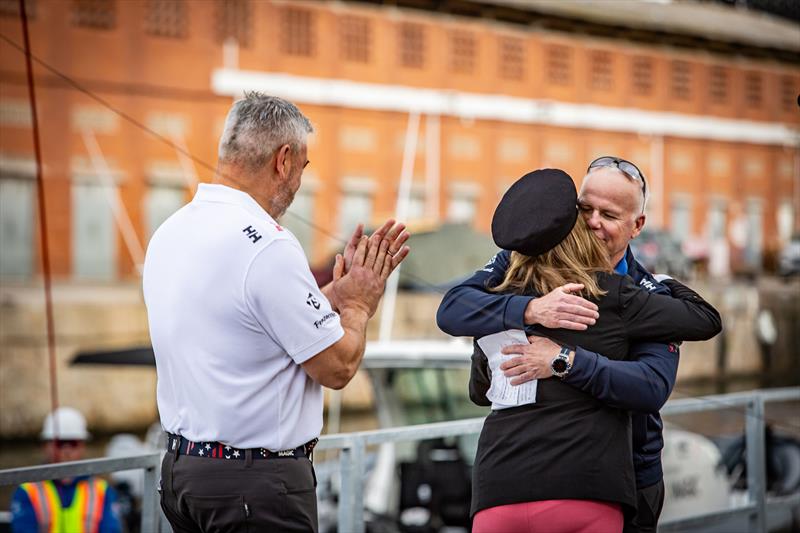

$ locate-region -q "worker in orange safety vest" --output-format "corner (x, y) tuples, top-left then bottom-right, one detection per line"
(10, 407), (122, 533)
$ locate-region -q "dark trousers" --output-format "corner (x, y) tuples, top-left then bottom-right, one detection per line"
(623, 480), (665, 533)
(160, 446), (318, 533)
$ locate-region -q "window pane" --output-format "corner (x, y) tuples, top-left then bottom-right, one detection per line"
(744, 71), (763, 109)
(707, 204), (727, 241)
(670, 199), (691, 244)
(450, 30), (475, 74)
(399, 22), (425, 68)
(546, 44), (572, 85)
(73, 183), (116, 280)
(632, 56), (653, 96)
(281, 6), (315, 56)
(671, 60), (691, 101)
(72, 0), (116, 30)
(0, 0), (37, 19)
(215, 0), (251, 47)
(282, 191), (314, 255)
(777, 200), (794, 244)
(447, 195), (476, 224)
(709, 66), (728, 104)
(589, 50), (613, 91)
(781, 76), (796, 112)
(0, 178), (34, 278)
(340, 15), (370, 63)
(145, 0), (188, 39)
(745, 200), (763, 270)
(146, 185), (185, 238)
(499, 36), (524, 81)
(408, 191), (426, 221)
(338, 192), (373, 241)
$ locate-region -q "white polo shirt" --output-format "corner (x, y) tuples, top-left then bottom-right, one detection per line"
(143, 183), (344, 450)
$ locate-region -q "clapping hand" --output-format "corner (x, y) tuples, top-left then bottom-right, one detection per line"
(337, 220), (409, 280)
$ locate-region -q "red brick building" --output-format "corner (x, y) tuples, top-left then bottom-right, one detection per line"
(0, 0), (798, 282)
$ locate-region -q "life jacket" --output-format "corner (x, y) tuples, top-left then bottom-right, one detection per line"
(19, 478), (107, 533)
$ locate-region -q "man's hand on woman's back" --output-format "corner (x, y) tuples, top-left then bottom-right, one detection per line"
(500, 335), (564, 385)
(524, 283), (600, 330)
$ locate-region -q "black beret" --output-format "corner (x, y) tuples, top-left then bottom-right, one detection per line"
(491, 168), (578, 257)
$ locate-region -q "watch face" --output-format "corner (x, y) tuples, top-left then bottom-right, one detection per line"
(552, 357), (568, 373)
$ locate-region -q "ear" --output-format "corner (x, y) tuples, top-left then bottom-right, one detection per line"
(631, 213), (646, 239)
(275, 144), (292, 179)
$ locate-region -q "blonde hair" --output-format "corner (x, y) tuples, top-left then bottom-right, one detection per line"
(490, 216), (612, 299)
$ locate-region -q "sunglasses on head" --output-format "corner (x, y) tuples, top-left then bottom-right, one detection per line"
(587, 156), (647, 200)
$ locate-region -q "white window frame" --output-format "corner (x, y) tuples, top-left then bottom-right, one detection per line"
(446, 181), (480, 224)
(338, 177), (376, 243)
(281, 175), (320, 255)
(0, 170), (35, 279)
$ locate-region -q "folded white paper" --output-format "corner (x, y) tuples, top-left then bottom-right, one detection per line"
(477, 329), (538, 410)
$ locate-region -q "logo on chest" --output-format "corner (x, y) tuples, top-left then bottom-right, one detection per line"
(639, 279), (657, 292)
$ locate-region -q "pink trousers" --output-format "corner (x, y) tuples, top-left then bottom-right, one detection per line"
(473, 499), (623, 533)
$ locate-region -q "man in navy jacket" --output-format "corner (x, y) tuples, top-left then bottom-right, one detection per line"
(437, 159), (680, 533)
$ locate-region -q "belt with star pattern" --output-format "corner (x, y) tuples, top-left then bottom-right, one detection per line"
(167, 433), (318, 460)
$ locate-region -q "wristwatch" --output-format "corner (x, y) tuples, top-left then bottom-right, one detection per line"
(550, 345), (573, 378)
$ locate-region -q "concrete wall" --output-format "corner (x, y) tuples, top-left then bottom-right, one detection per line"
(0, 283), (155, 438)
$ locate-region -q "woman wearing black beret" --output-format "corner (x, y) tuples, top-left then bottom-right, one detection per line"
(469, 169), (721, 533)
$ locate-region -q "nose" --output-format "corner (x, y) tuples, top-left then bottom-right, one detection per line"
(584, 210), (601, 229)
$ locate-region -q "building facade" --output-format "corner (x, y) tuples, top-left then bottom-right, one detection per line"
(0, 0), (798, 282)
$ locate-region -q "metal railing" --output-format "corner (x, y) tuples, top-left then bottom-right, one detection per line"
(1, 387), (797, 533)
(657, 387), (800, 532)
(0, 453), (163, 531)
(315, 386), (799, 533)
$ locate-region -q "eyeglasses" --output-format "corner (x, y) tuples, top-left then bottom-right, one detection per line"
(587, 156), (647, 200)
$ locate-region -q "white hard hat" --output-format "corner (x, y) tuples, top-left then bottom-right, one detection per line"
(40, 407), (90, 441)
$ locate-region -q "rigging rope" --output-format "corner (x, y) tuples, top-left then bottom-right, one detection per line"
(18, 0), (60, 448)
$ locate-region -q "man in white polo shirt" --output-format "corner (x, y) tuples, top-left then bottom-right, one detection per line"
(143, 93), (409, 533)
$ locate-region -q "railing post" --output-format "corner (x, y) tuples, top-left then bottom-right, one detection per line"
(141, 458), (160, 533)
(338, 443), (354, 533)
(338, 437), (366, 533)
(746, 395), (767, 533)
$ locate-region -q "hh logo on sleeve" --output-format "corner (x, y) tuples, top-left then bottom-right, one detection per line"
(306, 293), (321, 309)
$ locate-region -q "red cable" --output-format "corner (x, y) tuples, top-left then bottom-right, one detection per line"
(19, 0), (60, 450)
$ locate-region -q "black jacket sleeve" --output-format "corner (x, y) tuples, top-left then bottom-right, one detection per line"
(469, 341), (492, 406)
(619, 276), (722, 342)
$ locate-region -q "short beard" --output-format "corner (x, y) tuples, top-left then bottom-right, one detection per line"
(270, 188), (296, 220)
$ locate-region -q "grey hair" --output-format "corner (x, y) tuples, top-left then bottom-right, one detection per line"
(218, 92), (313, 172)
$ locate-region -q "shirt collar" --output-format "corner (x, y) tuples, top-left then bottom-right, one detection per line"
(193, 183), (274, 222)
(614, 252), (629, 275)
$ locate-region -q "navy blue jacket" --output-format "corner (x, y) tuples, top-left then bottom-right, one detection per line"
(437, 248), (684, 489)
